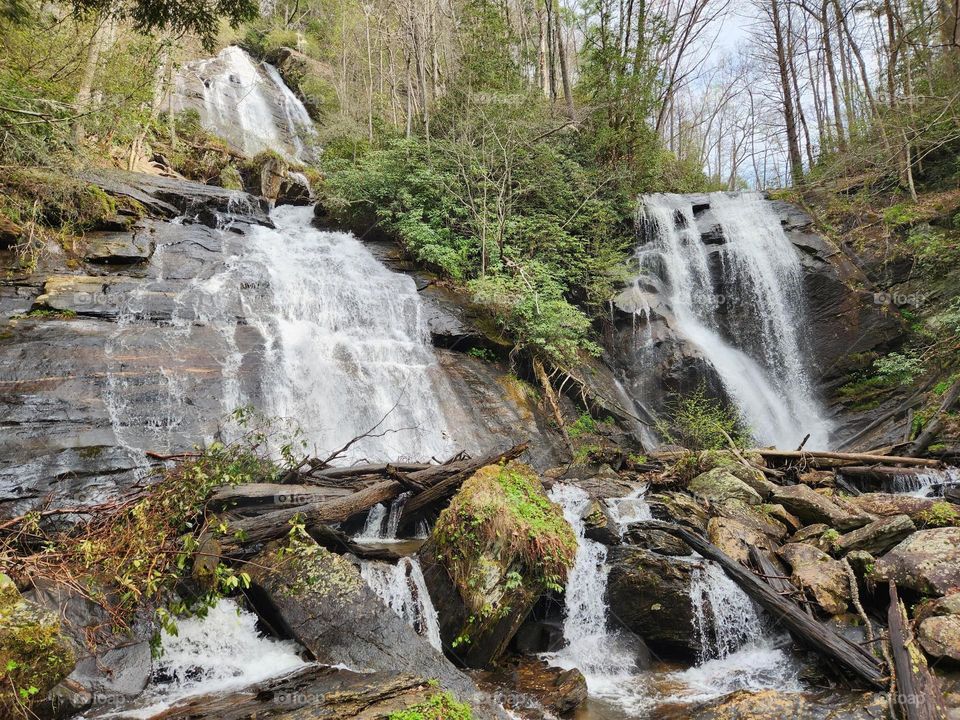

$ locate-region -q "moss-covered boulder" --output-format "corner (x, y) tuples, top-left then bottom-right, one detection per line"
(0, 574), (76, 715)
(419, 462), (576, 668)
(778, 543), (850, 616)
(869, 527), (960, 595)
(688, 468), (763, 506)
(648, 491), (710, 532)
(582, 499), (620, 545)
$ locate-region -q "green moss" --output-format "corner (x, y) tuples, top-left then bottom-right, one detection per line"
(388, 691), (473, 720)
(568, 412), (597, 439)
(432, 461), (576, 639)
(219, 164), (244, 191)
(883, 202), (922, 227)
(917, 501), (960, 528)
(0, 574), (75, 715)
(11, 308), (76, 320)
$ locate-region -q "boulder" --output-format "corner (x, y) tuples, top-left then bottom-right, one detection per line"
(583, 499), (621, 545)
(476, 659), (587, 716)
(771, 484), (872, 530)
(623, 526), (690, 556)
(849, 493), (950, 525)
(654, 688), (889, 720)
(778, 543), (851, 615)
(418, 462), (576, 667)
(760, 503), (803, 533)
(0, 574), (76, 716)
(833, 514), (915, 556)
(648, 491), (711, 532)
(715, 499), (790, 541)
(707, 516), (777, 566)
(607, 546), (704, 657)
(245, 537), (482, 703)
(24, 577), (153, 700)
(788, 523), (831, 545)
(918, 615), (960, 662)
(870, 527), (960, 596)
(688, 468), (763, 506)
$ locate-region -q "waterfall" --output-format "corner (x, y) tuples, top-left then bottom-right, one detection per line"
(634, 192), (831, 449)
(887, 467), (957, 497)
(355, 492), (411, 542)
(244, 206), (454, 462)
(117, 599), (307, 718)
(172, 46), (315, 161)
(689, 562), (763, 661)
(360, 557), (443, 651)
(545, 484), (651, 715)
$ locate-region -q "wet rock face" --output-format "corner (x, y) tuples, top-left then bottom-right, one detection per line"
(604, 194), (900, 445)
(606, 546), (704, 657)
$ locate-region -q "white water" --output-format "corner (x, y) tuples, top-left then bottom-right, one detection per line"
(689, 562), (764, 661)
(360, 557), (443, 651)
(635, 193), (831, 449)
(888, 467), (958, 497)
(104, 599), (306, 718)
(546, 484), (651, 715)
(173, 46), (315, 160)
(244, 205), (454, 462)
(355, 492), (411, 542)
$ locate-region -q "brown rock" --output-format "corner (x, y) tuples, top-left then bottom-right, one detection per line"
(918, 615), (960, 662)
(849, 493), (943, 523)
(707, 516), (776, 566)
(833, 514), (915, 556)
(778, 543), (851, 615)
(787, 523), (831, 544)
(771, 484), (872, 530)
(648, 491), (710, 532)
(760, 503), (803, 533)
(715, 499), (790, 541)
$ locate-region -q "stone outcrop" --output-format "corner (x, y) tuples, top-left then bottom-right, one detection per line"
(418, 462), (576, 667)
(870, 527), (960, 595)
(606, 546), (704, 657)
(833, 514), (915, 556)
(778, 543), (851, 616)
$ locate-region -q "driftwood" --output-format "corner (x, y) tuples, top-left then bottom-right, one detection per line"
(908, 378), (960, 457)
(207, 484), (354, 512)
(752, 448), (941, 468)
(640, 520), (886, 689)
(887, 582), (948, 720)
(219, 443), (527, 553)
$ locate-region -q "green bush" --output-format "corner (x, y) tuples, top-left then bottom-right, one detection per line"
(657, 385), (752, 451)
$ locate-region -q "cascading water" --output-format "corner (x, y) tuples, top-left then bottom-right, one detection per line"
(689, 562), (764, 661)
(886, 467), (958, 497)
(360, 557), (443, 651)
(172, 46), (315, 161)
(546, 484), (651, 715)
(244, 206), (455, 462)
(111, 599), (307, 718)
(634, 192), (831, 449)
(356, 492), (412, 542)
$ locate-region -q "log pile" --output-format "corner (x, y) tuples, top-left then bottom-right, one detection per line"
(212, 442), (528, 558)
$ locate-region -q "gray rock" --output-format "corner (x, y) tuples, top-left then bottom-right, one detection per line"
(870, 527), (960, 596)
(83, 227), (154, 264)
(778, 543), (851, 616)
(623, 526), (690, 556)
(583, 499), (621, 545)
(606, 546), (704, 657)
(834, 514), (915, 556)
(689, 468), (763, 506)
(771, 484), (872, 531)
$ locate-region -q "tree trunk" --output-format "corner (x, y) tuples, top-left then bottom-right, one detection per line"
(820, 0), (846, 150)
(771, 0), (805, 184)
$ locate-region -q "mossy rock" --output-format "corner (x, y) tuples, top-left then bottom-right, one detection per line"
(421, 461), (576, 667)
(387, 690), (474, 720)
(688, 468), (763, 506)
(0, 574), (76, 714)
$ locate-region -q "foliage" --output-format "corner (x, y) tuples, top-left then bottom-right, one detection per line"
(917, 501), (960, 528)
(70, 0), (258, 49)
(388, 691), (474, 720)
(432, 461), (576, 641)
(873, 351), (925, 384)
(567, 412), (598, 439)
(0, 409), (304, 639)
(656, 385), (753, 451)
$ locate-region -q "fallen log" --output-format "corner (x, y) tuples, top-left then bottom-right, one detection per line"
(752, 449), (941, 468)
(220, 443), (527, 552)
(207, 483), (354, 513)
(305, 462), (432, 481)
(887, 581), (948, 720)
(838, 466), (937, 481)
(908, 378), (960, 458)
(639, 520), (887, 689)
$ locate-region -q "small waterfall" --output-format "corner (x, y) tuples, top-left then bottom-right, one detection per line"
(546, 484), (651, 715)
(634, 192), (831, 449)
(606, 487), (652, 536)
(360, 557), (443, 651)
(119, 599), (306, 717)
(355, 492), (411, 542)
(172, 46), (315, 161)
(245, 206), (454, 462)
(689, 562), (763, 661)
(888, 467), (958, 497)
